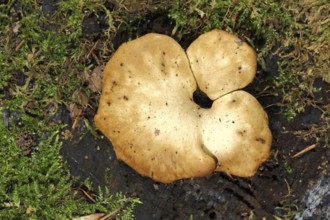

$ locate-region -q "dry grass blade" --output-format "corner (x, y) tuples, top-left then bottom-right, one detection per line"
(81, 189), (96, 203)
(292, 143), (320, 158)
(99, 208), (122, 220)
(15, 39), (25, 51)
(87, 40), (99, 58)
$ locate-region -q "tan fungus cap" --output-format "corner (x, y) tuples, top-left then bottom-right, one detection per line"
(94, 30), (272, 183)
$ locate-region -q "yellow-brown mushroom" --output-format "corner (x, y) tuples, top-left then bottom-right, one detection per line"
(94, 30), (272, 183)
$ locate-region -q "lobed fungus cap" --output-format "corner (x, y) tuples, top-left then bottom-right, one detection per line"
(94, 30), (272, 183)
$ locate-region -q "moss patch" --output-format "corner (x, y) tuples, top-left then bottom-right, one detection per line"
(0, 0), (141, 218)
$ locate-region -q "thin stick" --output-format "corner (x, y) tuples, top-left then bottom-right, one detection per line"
(99, 208), (122, 220)
(91, 52), (101, 66)
(292, 143), (320, 158)
(72, 109), (83, 129)
(15, 39), (25, 51)
(81, 189), (96, 203)
(87, 40), (99, 58)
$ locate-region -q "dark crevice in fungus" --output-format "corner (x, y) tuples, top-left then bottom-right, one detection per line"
(193, 88), (213, 109)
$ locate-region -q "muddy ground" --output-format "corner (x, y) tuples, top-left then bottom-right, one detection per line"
(60, 13), (330, 220)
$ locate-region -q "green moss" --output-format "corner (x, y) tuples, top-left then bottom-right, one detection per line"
(283, 161), (294, 175)
(0, 125), (140, 219)
(169, 0), (294, 54)
(168, 0), (329, 126)
(0, 0), (141, 218)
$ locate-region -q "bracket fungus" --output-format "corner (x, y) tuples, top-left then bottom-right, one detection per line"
(94, 29), (272, 183)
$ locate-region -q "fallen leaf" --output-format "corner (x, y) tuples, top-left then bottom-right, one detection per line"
(69, 102), (82, 120)
(88, 66), (103, 93)
(73, 90), (89, 107)
(12, 21), (21, 34)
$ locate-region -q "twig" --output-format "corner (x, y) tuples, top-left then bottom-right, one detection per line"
(86, 40), (101, 65)
(87, 40), (99, 58)
(91, 52), (101, 66)
(15, 39), (25, 51)
(81, 189), (96, 203)
(99, 208), (122, 220)
(72, 109), (83, 130)
(292, 143), (320, 158)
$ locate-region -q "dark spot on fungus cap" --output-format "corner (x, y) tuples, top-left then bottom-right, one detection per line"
(154, 129), (160, 136)
(237, 129), (247, 136)
(256, 137), (266, 144)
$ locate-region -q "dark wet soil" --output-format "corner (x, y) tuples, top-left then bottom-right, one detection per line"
(60, 13), (330, 220)
(60, 102), (330, 219)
